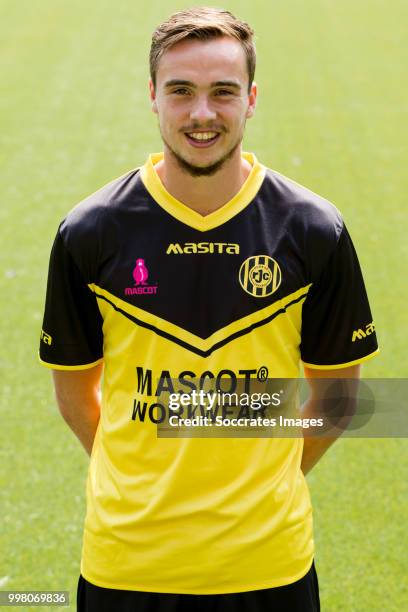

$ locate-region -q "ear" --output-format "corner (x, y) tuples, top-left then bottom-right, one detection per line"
(246, 81), (257, 119)
(149, 78), (158, 114)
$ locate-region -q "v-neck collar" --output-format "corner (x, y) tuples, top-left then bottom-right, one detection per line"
(140, 152), (266, 232)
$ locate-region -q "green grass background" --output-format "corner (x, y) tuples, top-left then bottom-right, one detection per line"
(1, 0), (407, 609)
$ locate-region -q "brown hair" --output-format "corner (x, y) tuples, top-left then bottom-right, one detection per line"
(150, 7), (256, 92)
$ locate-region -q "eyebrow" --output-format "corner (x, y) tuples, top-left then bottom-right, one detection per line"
(164, 79), (241, 90)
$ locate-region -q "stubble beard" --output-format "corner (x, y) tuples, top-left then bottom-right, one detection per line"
(160, 129), (244, 177)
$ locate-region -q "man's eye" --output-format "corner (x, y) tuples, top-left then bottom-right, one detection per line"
(215, 90), (233, 96)
(173, 88), (190, 95)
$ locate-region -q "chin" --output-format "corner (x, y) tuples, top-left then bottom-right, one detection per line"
(164, 135), (241, 178)
(180, 154), (229, 177)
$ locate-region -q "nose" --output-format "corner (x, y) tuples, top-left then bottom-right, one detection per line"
(190, 95), (217, 123)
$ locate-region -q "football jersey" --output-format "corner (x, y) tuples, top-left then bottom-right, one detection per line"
(39, 152), (379, 594)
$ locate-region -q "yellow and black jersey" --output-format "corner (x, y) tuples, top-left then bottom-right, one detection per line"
(39, 152), (378, 594)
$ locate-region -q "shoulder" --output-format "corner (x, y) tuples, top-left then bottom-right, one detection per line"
(57, 167), (141, 278)
(262, 167), (345, 278)
(264, 168), (343, 237)
(60, 168), (141, 243)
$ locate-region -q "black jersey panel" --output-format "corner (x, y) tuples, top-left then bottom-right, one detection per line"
(58, 168), (345, 339)
(300, 224), (378, 366)
(39, 162), (378, 366)
(40, 228), (104, 366)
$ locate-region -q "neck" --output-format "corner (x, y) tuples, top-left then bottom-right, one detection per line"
(154, 146), (252, 216)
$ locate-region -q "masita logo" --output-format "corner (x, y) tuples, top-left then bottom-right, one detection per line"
(239, 255), (281, 298)
(40, 329), (52, 345)
(124, 258), (158, 296)
(352, 322), (375, 342)
(166, 242), (240, 255)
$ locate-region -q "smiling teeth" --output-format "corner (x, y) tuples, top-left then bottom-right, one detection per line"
(188, 132), (218, 140)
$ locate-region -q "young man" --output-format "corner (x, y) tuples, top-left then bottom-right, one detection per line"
(39, 7), (379, 611)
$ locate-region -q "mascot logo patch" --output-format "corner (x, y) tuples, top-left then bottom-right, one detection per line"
(239, 255), (281, 298)
(125, 258), (158, 296)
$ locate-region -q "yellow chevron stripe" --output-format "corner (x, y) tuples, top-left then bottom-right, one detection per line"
(89, 283), (311, 352)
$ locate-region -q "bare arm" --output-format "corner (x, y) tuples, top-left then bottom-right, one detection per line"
(301, 364), (361, 475)
(52, 362), (104, 456)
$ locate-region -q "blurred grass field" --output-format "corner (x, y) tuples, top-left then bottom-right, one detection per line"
(0, 0), (407, 610)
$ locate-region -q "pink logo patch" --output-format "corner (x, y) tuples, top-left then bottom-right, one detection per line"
(133, 258), (149, 285)
(125, 259), (158, 296)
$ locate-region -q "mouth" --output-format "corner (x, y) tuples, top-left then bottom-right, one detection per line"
(184, 131), (221, 148)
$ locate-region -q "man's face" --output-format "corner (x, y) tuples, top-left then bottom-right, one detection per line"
(149, 36), (257, 176)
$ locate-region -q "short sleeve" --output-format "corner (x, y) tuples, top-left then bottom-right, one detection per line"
(39, 227), (104, 370)
(300, 224), (379, 369)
